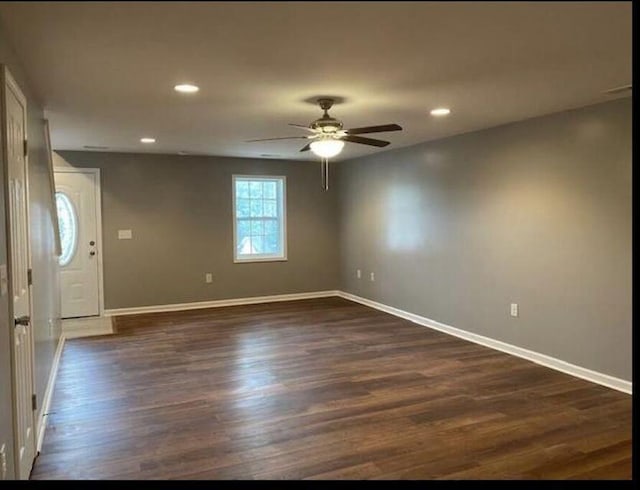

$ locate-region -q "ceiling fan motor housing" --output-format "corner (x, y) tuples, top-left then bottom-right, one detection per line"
(311, 117), (344, 133)
(312, 98), (343, 133)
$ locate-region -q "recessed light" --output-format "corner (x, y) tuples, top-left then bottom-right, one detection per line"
(174, 84), (199, 94)
(430, 108), (451, 116)
(140, 137), (156, 144)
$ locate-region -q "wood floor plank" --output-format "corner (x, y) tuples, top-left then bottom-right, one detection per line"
(31, 297), (631, 480)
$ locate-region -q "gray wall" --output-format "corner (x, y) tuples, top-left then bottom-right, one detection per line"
(56, 99), (632, 382)
(336, 97), (632, 381)
(1, 21), (62, 479)
(54, 151), (340, 310)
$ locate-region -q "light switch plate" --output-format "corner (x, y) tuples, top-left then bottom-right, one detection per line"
(118, 229), (133, 240)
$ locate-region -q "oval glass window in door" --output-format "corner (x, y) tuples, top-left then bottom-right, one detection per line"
(55, 192), (78, 266)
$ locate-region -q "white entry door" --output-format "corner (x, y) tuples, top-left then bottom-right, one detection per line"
(54, 169), (101, 318)
(2, 67), (36, 480)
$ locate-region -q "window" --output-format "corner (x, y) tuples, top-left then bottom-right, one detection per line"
(55, 192), (78, 266)
(233, 176), (286, 262)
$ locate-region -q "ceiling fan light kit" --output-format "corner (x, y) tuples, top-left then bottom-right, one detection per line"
(310, 139), (345, 158)
(247, 97), (403, 190)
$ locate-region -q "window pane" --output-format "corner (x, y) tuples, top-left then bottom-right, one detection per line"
(264, 181), (276, 199)
(236, 181), (250, 198)
(249, 181), (263, 198)
(236, 198), (251, 218)
(264, 219), (278, 235)
(263, 199), (277, 217)
(237, 220), (251, 237)
(250, 220), (264, 235)
(264, 234), (279, 254)
(237, 236), (254, 255)
(251, 235), (264, 254)
(237, 220), (251, 252)
(250, 199), (263, 217)
(56, 192), (78, 267)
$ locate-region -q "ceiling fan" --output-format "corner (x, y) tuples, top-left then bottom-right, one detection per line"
(246, 97), (402, 189)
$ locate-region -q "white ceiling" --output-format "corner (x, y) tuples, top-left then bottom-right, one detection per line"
(0, 1), (632, 161)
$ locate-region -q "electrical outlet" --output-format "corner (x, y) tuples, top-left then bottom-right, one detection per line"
(510, 303), (519, 317)
(356, 269), (361, 279)
(370, 272), (375, 282)
(1, 444), (7, 480)
(205, 273), (213, 283)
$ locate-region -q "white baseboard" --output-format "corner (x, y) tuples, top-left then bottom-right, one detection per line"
(337, 291), (632, 395)
(103, 290), (341, 317)
(36, 334), (65, 453)
(99, 288), (631, 395)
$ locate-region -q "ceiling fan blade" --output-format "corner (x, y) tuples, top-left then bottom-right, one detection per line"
(300, 143), (312, 152)
(288, 123), (316, 132)
(245, 136), (309, 142)
(342, 135), (390, 147)
(344, 124), (402, 135)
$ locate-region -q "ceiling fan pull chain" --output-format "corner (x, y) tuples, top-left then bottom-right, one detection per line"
(325, 158), (330, 191)
(321, 157), (330, 191)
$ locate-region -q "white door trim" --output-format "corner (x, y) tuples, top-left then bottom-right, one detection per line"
(54, 167), (105, 317)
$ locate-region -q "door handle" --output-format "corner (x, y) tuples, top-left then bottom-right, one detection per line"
(14, 315), (30, 327)
(89, 250), (96, 256)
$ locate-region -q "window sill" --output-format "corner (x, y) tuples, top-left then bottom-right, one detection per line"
(234, 256), (288, 264)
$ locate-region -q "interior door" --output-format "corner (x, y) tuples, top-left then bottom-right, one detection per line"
(2, 67), (36, 480)
(54, 170), (100, 318)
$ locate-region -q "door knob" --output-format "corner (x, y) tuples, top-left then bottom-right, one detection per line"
(89, 251), (96, 256)
(14, 315), (30, 327)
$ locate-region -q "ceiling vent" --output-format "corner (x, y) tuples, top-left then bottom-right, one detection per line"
(83, 145), (109, 150)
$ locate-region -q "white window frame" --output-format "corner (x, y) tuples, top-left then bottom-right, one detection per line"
(232, 175), (287, 263)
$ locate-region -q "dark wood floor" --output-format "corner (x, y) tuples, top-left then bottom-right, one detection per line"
(32, 297), (632, 480)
